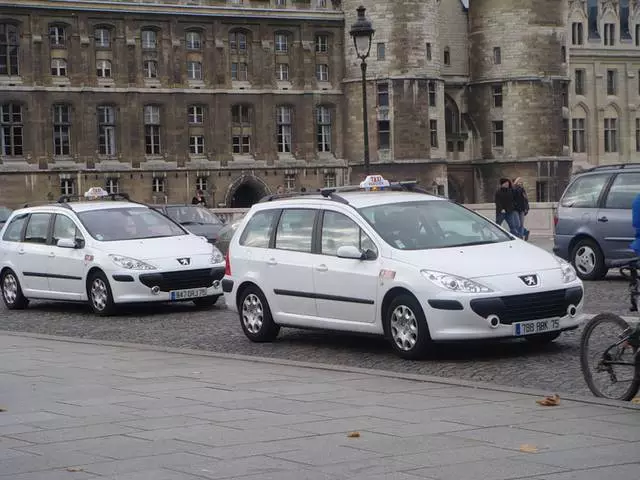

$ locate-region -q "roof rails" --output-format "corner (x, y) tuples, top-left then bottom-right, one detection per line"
(57, 192), (131, 204)
(583, 163), (640, 173)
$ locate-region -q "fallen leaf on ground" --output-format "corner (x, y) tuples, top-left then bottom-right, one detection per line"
(536, 394), (560, 406)
(632, 397), (640, 404)
(66, 467), (84, 472)
(519, 444), (538, 453)
(347, 431), (360, 438)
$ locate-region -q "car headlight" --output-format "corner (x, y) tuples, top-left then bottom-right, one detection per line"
(210, 246), (224, 264)
(556, 256), (577, 283)
(421, 269), (493, 293)
(109, 254), (156, 270)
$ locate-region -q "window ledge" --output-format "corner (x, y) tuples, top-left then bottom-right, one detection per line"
(0, 76), (23, 85)
(52, 77), (70, 85)
(232, 81), (251, 89)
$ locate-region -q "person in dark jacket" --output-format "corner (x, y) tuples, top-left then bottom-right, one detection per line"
(513, 177), (530, 240)
(191, 190), (206, 206)
(494, 178), (521, 238)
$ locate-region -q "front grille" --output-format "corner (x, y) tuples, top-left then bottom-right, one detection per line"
(139, 267), (224, 292)
(470, 287), (583, 325)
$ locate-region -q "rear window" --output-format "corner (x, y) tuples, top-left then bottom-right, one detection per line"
(603, 172), (640, 209)
(239, 210), (279, 248)
(560, 174), (609, 208)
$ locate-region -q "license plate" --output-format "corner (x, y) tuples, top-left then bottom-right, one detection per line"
(514, 318), (560, 336)
(170, 288), (208, 301)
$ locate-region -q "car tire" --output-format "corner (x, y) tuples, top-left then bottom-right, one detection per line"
(193, 295), (220, 308)
(385, 294), (432, 360)
(1, 269), (29, 310)
(523, 331), (561, 345)
(571, 238), (608, 281)
(238, 285), (280, 342)
(87, 271), (116, 316)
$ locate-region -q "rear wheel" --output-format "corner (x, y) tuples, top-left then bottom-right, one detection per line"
(385, 294), (432, 360)
(238, 285), (280, 342)
(1, 269), (29, 310)
(580, 313), (640, 401)
(87, 271), (116, 316)
(571, 238), (608, 281)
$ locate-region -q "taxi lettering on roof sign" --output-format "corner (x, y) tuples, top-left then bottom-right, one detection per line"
(84, 186), (109, 199)
(360, 175), (390, 190)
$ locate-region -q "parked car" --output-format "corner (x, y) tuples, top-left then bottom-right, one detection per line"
(0, 188), (225, 315)
(215, 216), (245, 255)
(553, 164), (640, 280)
(152, 204), (225, 245)
(0, 207), (12, 227)
(223, 175), (584, 359)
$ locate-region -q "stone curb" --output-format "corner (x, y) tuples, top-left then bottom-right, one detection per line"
(3, 330), (639, 411)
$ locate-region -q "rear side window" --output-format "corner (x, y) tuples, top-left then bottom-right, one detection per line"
(239, 210), (278, 248)
(560, 174), (609, 208)
(2, 214), (28, 242)
(24, 213), (52, 244)
(275, 209), (316, 253)
(604, 173), (640, 209)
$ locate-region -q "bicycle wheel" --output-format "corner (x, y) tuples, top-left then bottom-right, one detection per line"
(580, 313), (640, 401)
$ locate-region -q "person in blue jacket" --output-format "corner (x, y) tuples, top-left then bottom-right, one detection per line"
(632, 193), (640, 255)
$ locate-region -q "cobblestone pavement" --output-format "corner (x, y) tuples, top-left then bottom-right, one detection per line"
(0, 238), (636, 397)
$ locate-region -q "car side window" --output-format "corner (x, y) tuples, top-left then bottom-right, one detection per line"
(604, 173), (640, 210)
(52, 214), (84, 244)
(560, 174), (609, 208)
(274, 209), (316, 253)
(2, 214), (28, 242)
(23, 213), (52, 244)
(321, 211), (377, 257)
(239, 210), (278, 248)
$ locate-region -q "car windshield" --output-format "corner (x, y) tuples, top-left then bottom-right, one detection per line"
(0, 207), (12, 222)
(359, 200), (512, 250)
(77, 207), (187, 241)
(165, 206), (222, 225)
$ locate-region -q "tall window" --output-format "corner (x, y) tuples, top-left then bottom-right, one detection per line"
(143, 60), (158, 78)
(316, 106), (331, 152)
(186, 31), (201, 50)
(492, 120), (504, 147)
(276, 63), (289, 81)
(144, 105), (161, 155)
(493, 47), (501, 64)
(607, 69), (617, 95)
(53, 104), (71, 156)
(188, 105), (203, 124)
(96, 60), (111, 78)
(0, 23), (19, 75)
(231, 62), (248, 81)
(636, 118), (640, 152)
(190, 135), (205, 155)
(604, 118), (618, 153)
(426, 42), (432, 60)
(94, 27), (110, 48)
(574, 69), (585, 95)
(378, 120), (390, 149)
(60, 178), (74, 196)
(187, 61), (202, 80)
(142, 29), (157, 49)
(229, 31), (247, 51)
(492, 85), (503, 107)
(315, 34), (328, 53)
(97, 105), (116, 156)
(377, 42), (385, 60)
(51, 58), (67, 76)
(377, 83), (389, 107)
(572, 118), (586, 153)
(428, 81), (436, 107)
(0, 103), (23, 156)
(443, 46), (450, 65)
(429, 119), (438, 148)
(105, 177), (119, 194)
(274, 33), (288, 53)
(196, 176), (207, 191)
(276, 106), (292, 153)
(231, 104), (251, 154)
(316, 64), (329, 81)
(637, 24), (640, 47)
(604, 23), (615, 46)
(562, 118), (569, 147)
(572, 22), (584, 45)
(49, 25), (66, 47)
(152, 176), (165, 193)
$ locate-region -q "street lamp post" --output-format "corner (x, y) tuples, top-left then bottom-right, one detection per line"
(350, 5), (375, 175)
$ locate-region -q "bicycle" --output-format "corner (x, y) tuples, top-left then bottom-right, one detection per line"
(580, 258), (640, 401)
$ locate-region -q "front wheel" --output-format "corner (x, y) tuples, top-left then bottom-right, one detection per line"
(580, 313), (640, 401)
(571, 239), (607, 281)
(87, 271), (116, 316)
(385, 294), (432, 360)
(238, 285), (280, 342)
(1, 269), (29, 310)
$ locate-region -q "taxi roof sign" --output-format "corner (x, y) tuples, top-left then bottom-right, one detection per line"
(84, 187), (110, 199)
(359, 175), (390, 190)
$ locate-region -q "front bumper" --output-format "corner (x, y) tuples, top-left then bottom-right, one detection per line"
(421, 285), (585, 341)
(109, 266), (225, 303)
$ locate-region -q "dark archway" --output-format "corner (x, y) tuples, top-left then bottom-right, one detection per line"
(444, 94), (460, 136)
(225, 175), (270, 208)
(447, 175), (464, 204)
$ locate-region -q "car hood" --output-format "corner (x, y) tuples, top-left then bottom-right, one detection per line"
(180, 223), (223, 239)
(93, 234), (214, 261)
(390, 240), (562, 278)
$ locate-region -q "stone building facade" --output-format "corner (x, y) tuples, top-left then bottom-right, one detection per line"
(0, 0), (621, 208)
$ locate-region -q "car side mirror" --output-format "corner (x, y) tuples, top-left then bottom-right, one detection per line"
(57, 238), (76, 249)
(336, 245), (365, 260)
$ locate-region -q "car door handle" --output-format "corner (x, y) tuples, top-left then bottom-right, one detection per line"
(315, 264), (328, 272)
(267, 258), (277, 266)
(597, 216), (608, 223)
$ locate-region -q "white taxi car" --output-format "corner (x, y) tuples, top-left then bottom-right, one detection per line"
(0, 188), (225, 315)
(222, 175), (585, 359)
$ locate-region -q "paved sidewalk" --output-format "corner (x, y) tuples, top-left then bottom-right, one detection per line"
(1, 333), (639, 480)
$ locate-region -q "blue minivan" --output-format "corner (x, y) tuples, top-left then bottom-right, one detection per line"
(553, 164), (639, 281)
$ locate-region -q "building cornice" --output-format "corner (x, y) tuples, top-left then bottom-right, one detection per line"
(0, 85), (343, 95)
(0, 0), (345, 22)
(570, 49), (640, 59)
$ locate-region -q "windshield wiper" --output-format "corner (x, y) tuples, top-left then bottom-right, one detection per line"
(179, 221), (203, 225)
(451, 240), (503, 247)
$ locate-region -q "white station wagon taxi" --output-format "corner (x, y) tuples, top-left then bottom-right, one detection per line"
(0, 188), (225, 315)
(222, 175), (586, 359)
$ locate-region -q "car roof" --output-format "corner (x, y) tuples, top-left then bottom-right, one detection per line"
(577, 163), (640, 176)
(13, 201), (144, 215)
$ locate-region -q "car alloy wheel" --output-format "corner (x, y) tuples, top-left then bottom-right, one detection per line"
(390, 304), (418, 351)
(242, 293), (264, 334)
(2, 271), (18, 305)
(90, 277), (109, 311)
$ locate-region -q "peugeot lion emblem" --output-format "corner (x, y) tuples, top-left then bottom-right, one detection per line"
(177, 257), (191, 266)
(519, 274), (539, 287)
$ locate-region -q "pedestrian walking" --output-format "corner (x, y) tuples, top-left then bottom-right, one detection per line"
(513, 177), (530, 240)
(494, 178), (522, 238)
(191, 189), (206, 207)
